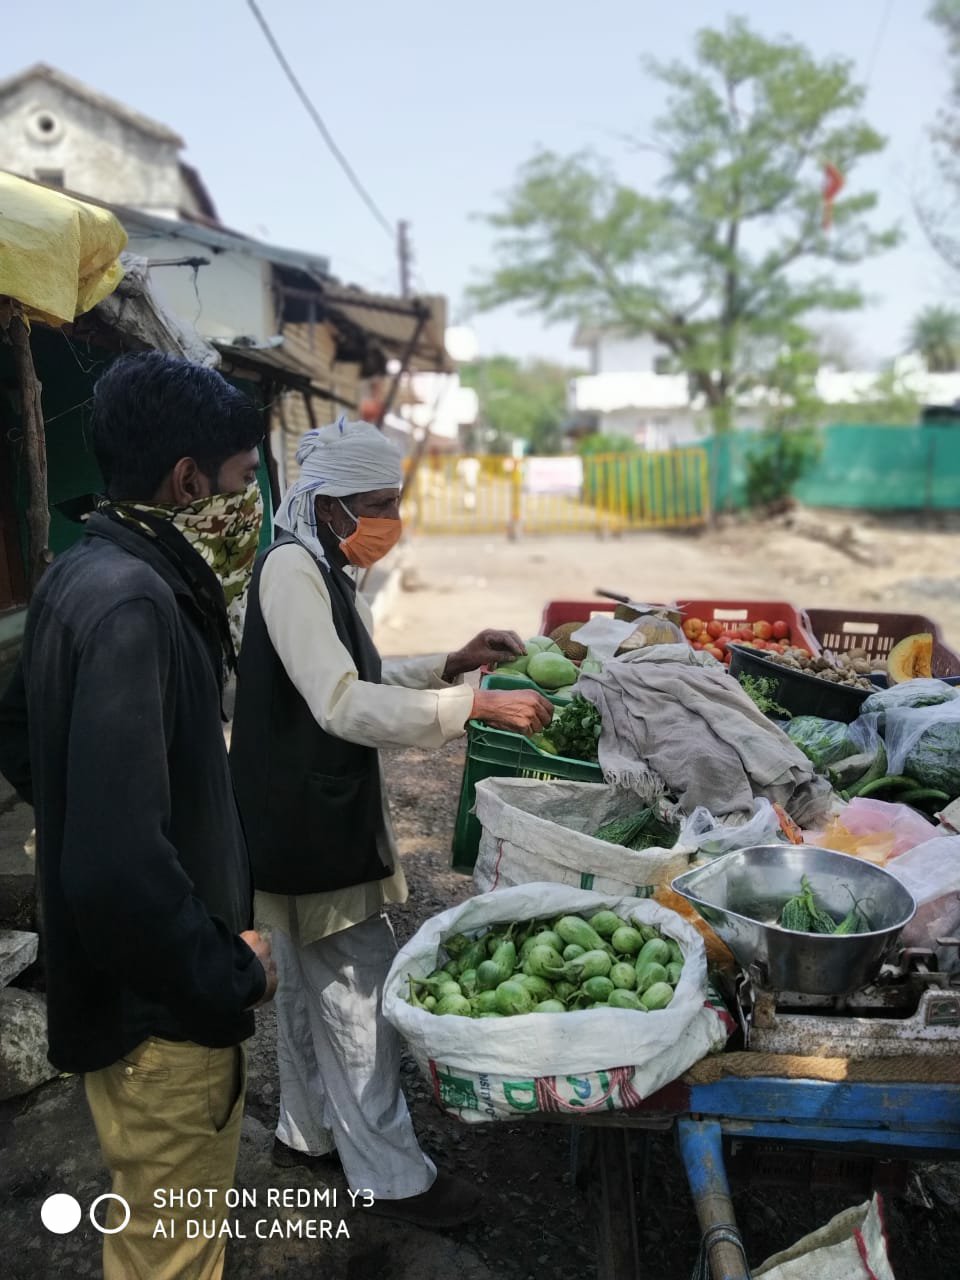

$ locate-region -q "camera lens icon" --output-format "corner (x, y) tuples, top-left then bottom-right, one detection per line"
(41, 1192), (131, 1235)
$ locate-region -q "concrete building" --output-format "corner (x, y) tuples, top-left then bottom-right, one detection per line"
(0, 63), (217, 221)
(571, 327), (960, 449)
(0, 65), (466, 490)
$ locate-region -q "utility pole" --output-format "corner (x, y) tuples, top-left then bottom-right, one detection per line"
(397, 220), (412, 299)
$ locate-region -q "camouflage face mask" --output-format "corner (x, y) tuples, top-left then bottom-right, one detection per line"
(124, 481), (264, 652)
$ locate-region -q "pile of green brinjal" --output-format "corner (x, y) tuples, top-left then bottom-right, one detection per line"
(404, 911), (684, 1018)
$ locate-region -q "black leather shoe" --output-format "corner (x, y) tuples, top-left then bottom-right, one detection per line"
(271, 1138), (342, 1172)
(363, 1173), (481, 1229)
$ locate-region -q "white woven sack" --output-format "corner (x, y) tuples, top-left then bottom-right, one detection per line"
(382, 883), (729, 1123)
(755, 1193), (894, 1279)
(473, 778), (695, 896)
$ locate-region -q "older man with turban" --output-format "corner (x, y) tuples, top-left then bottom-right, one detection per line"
(230, 419), (551, 1229)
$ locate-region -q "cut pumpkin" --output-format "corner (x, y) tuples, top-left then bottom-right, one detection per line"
(887, 632), (934, 683)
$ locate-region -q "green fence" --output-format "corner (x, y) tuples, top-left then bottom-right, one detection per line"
(706, 425), (960, 512)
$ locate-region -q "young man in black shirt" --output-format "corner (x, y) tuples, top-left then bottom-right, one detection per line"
(0, 352), (277, 1280)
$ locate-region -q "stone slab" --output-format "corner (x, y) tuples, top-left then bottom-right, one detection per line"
(0, 930), (38, 988)
(0, 987), (55, 1101)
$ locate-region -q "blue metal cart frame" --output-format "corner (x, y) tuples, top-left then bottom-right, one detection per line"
(571, 1073), (960, 1280)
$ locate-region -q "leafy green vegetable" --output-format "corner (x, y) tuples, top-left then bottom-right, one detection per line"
(785, 716), (859, 770)
(861, 680), (958, 727)
(593, 807), (681, 851)
(541, 696), (602, 761)
(903, 723), (960, 797)
(738, 674), (792, 719)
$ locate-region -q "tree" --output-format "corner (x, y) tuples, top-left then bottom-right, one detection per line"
(826, 369), (922, 426)
(919, 1), (960, 268)
(469, 16), (898, 431)
(459, 356), (578, 454)
(577, 432), (637, 456)
(745, 338), (823, 508)
(908, 305), (960, 371)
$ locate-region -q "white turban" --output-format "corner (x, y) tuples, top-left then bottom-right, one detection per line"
(275, 417), (403, 563)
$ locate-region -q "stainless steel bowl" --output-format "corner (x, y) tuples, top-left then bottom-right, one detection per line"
(671, 844), (917, 995)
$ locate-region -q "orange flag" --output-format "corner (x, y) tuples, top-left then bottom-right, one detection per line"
(823, 163), (844, 229)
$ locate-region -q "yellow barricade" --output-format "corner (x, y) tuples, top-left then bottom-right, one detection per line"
(404, 450), (709, 535)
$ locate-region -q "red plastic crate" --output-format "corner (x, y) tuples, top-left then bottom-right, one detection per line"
(804, 607), (960, 677)
(538, 598), (819, 652)
(538, 600), (618, 635)
(676, 599), (820, 653)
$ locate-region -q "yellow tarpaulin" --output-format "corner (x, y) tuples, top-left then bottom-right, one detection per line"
(0, 172), (127, 326)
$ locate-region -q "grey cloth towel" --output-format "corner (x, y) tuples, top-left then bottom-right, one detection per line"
(577, 645), (831, 826)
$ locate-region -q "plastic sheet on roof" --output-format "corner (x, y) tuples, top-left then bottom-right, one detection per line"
(0, 172), (127, 325)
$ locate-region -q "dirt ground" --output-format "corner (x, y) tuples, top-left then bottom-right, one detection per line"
(376, 511), (960, 658)
(4, 739), (960, 1278)
(4, 512), (960, 1278)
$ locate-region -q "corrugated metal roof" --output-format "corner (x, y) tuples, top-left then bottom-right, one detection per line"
(318, 287), (451, 373)
(213, 340), (353, 404)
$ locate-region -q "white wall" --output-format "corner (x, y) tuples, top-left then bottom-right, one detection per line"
(0, 80), (182, 213)
(130, 232), (275, 344)
(403, 372), (478, 441)
(595, 332), (669, 375)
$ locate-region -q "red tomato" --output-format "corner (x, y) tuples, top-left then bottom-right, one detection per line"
(706, 645), (724, 661)
(738, 625), (755, 641)
(692, 641), (705, 650)
(706, 620), (724, 640)
(713, 636), (728, 653)
(771, 620), (789, 641)
(753, 620), (773, 641)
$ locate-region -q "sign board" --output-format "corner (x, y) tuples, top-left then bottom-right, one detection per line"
(522, 457), (584, 496)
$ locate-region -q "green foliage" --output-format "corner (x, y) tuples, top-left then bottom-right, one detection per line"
(459, 356), (577, 454)
(827, 369), (921, 426)
(577, 432), (637, 456)
(469, 16), (898, 432)
(921, 3), (960, 267)
(745, 430), (821, 507)
(744, 341), (823, 507)
(908, 305), (960, 371)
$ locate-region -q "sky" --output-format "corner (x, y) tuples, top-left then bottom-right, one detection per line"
(2, 0), (954, 367)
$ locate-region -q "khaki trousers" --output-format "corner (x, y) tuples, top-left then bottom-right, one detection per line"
(84, 1037), (246, 1280)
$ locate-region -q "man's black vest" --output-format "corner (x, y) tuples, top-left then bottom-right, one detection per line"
(230, 533), (391, 895)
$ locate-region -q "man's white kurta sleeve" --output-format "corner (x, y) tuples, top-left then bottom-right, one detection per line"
(258, 544), (474, 750)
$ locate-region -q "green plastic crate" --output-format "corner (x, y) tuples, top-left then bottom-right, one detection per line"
(479, 671), (577, 701)
(451, 717), (602, 874)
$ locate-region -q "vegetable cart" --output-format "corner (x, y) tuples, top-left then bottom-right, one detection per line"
(564, 1054), (960, 1280)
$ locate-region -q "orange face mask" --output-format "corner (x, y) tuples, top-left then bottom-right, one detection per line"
(337, 500), (402, 568)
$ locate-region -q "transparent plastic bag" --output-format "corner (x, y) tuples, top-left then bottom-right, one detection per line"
(806, 796), (937, 863)
(884, 699), (960, 796)
(677, 796), (781, 857)
(885, 836), (960, 968)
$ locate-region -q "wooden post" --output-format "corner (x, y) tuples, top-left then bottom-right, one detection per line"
(4, 309), (51, 591)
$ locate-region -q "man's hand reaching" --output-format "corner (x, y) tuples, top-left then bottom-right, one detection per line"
(470, 688), (554, 736)
(443, 630), (526, 680)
